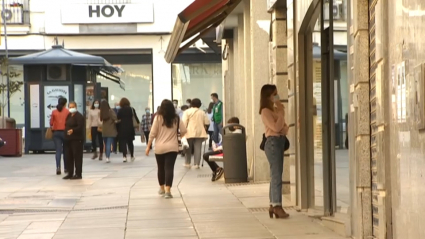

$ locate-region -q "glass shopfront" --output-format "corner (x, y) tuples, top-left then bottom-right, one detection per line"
(172, 63), (222, 110)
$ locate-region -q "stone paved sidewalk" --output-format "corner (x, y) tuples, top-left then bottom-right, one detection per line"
(0, 147), (346, 239)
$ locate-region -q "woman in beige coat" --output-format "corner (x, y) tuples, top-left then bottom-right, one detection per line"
(99, 100), (118, 163)
(182, 98), (210, 169)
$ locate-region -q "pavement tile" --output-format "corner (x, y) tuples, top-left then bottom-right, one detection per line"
(0, 147), (347, 239)
(17, 233), (55, 239)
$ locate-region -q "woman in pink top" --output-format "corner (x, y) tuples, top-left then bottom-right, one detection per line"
(50, 97), (69, 175)
(146, 99), (187, 199)
(260, 84), (289, 219)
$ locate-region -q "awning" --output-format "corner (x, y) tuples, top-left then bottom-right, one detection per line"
(9, 45), (125, 89)
(165, 0), (241, 63)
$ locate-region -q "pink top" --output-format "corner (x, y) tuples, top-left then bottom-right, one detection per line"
(261, 105), (288, 137)
(149, 115), (187, 154)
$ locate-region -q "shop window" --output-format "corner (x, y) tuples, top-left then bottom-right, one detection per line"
(172, 63), (222, 110)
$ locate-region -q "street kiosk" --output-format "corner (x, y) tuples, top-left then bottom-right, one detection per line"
(9, 43), (124, 154)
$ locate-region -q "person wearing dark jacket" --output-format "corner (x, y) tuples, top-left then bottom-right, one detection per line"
(117, 97), (139, 162)
(63, 102), (85, 180)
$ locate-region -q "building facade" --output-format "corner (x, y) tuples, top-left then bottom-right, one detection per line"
(1, 0), (222, 128)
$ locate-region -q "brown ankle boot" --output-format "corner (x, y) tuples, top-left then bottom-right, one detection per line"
(270, 206), (289, 219)
(99, 153), (103, 161)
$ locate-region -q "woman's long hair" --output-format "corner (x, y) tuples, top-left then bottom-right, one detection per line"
(56, 97), (67, 112)
(91, 99), (100, 110)
(207, 102), (214, 114)
(100, 100), (111, 121)
(158, 99), (177, 128)
(259, 84), (277, 114)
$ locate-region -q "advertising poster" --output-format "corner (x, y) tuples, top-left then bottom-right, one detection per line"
(397, 62), (406, 123)
(85, 85), (94, 142)
(44, 86), (69, 128)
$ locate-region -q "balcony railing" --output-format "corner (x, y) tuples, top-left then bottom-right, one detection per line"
(2, 0), (30, 25)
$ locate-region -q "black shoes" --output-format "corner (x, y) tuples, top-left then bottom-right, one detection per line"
(56, 168), (61, 175)
(215, 168), (224, 181)
(71, 175), (82, 180)
(62, 174), (82, 180)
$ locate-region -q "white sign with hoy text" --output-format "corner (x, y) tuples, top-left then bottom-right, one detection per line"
(61, 3), (154, 24)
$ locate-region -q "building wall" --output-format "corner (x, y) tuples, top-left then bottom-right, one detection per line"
(385, 1), (425, 238)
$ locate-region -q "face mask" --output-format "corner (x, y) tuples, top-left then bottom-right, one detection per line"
(274, 94), (280, 101)
(146, 110), (150, 114)
(116, 106), (121, 109)
(94, 104), (99, 108)
(69, 108), (77, 113)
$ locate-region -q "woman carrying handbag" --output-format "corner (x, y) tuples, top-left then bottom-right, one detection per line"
(260, 84), (290, 219)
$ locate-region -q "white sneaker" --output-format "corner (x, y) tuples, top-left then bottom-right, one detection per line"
(131, 157), (135, 162)
(194, 165), (200, 169)
(183, 164), (191, 169)
(123, 157), (127, 163)
(106, 158), (110, 163)
(164, 192), (173, 199)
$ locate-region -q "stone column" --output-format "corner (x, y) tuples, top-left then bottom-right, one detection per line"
(349, 0), (372, 237)
(250, 0), (271, 182)
(243, 0), (254, 178)
(271, 6), (290, 194)
(153, 35), (172, 110)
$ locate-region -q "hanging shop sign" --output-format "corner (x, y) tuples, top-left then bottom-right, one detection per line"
(61, 3), (154, 24)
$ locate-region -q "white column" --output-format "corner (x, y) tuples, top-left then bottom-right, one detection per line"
(153, 35), (172, 111)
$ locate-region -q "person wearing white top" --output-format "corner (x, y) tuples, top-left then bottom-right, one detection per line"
(206, 102), (215, 150)
(87, 100), (103, 160)
(182, 98), (210, 169)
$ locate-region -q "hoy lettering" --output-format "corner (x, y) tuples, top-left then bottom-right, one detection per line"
(89, 5), (125, 18)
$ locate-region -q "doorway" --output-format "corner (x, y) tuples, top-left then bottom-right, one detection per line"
(297, 0), (348, 217)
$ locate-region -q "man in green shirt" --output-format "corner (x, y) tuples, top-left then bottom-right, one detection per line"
(211, 93), (223, 143)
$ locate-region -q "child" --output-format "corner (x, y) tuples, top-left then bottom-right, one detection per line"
(203, 117), (241, 182)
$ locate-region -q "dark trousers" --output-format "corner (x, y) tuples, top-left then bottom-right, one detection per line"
(91, 127), (103, 153)
(65, 140), (83, 177)
(144, 131), (152, 149)
(120, 139), (134, 157)
(208, 131), (213, 148)
(112, 137), (120, 153)
(203, 150), (222, 172)
(155, 152), (178, 187)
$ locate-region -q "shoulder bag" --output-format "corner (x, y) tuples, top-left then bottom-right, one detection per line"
(259, 134), (290, 152)
(132, 107), (139, 128)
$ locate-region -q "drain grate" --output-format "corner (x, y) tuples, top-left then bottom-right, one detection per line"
(248, 206), (294, 213)
(197, 174), (212, 178)
(226, 182), (269, 187)
(0, 205), (128, 214)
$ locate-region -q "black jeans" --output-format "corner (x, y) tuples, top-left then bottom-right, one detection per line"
(91, 127), (103, 153)
(144, 131), (152, 149)
(202, 150), (222, 172)
(208, 131), (213, 148)
(65, 140), (83, 177)
(155, 152), (178, 187)
(120, 139), (134, 158)
(113, 137), (119, 153)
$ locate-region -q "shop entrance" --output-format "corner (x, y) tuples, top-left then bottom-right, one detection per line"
(297, 0), (349, 219)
